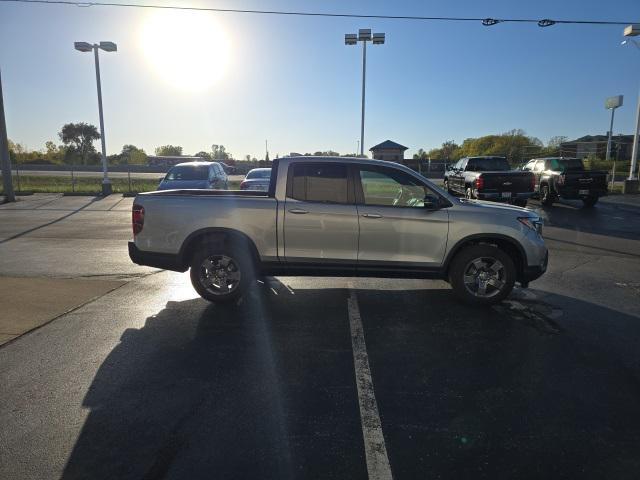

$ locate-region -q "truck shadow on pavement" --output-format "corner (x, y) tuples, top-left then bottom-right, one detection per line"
(528, 199), (640, 244)
(60, 286), (640, 480)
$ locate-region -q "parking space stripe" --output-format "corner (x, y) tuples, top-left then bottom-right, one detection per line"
(347, 289), (393, 480)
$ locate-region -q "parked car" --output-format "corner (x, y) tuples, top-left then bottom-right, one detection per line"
(240, 168), (272, 191)
(130, 157), (547, 306)
(157, 161), (228, 190)
(444, 156), (534, 207)
(522, 157), (608, 207)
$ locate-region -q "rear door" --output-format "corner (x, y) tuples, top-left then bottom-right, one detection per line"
(354, 164), (449, 268)
(283, 163), (358, 267)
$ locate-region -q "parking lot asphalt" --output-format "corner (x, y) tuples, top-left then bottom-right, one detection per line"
(0, 193), (639, 479)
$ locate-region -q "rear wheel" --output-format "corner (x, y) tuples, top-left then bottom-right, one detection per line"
(449, 244), (516, 305)
(540, 184), (554, 207)
(582, 196), (598, 208)
(444, 179), (453, 194)
(465, 187), (474, 199)
(189, 242), (254, 303)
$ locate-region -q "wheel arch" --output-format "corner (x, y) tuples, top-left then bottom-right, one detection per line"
(178, 227), (261, 269)
(444, 234), (527, 281)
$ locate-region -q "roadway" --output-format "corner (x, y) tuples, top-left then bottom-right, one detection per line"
(0, 193), (639, 479)
(12, 170), (246, 182)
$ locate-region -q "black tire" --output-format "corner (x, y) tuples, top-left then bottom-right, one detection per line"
(540, 184), (554, 207)
(444, 179), (453, 194)
(189, 241), (254, 303)
(465, 187), (474, 200)
(449, 244), (516, 305)
(582, 196), (598, 208)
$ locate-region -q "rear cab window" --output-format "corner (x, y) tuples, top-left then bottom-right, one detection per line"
(466, 157), (510, 171)
(287, 163), (351, 204)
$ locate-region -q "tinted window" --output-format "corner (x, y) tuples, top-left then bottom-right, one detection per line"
(289, 164), (348, 204)
(165, 165), (209, 181)
(466, 157), (510, 171)
(359, 167), (428, 208)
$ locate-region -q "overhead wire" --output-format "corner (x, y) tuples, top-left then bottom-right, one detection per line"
(0, 0), (638, 27)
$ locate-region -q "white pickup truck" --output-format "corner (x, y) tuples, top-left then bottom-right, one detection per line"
(129, 156), (548, 305)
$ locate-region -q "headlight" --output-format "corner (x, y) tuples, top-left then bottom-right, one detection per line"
(518, 216), (543, 235)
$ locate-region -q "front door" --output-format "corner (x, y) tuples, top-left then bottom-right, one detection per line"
(354, 165), (449, 269)
(283, 163), (359, 268)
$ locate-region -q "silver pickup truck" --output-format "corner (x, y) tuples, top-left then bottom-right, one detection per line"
(129, 156), (548, 305)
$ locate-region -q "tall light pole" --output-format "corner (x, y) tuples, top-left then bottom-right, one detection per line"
(605, 95), (623, 162)
(74, 41), (117, 196)
(622, 25), (640, 191)
(345, 29), (385, 157)
(0, 68), (15, 202)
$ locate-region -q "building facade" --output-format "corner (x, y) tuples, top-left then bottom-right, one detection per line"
(560, 135), (634, 160)
(369, 140), (408, 162)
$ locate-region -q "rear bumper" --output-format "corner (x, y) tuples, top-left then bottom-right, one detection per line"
(475, 190), (534, 202)
(128, 241), (187, 272)
(557, 187), (607, 199)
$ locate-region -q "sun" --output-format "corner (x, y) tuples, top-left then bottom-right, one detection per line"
(139, 11), (231, 92)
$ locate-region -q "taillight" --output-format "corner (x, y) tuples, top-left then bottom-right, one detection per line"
(557, 174), (566, 186)
(530, 173), (536, 192)
(475, 176), (484, 190)
(240, 181), (247, 190)
(132, 204), (145, 235)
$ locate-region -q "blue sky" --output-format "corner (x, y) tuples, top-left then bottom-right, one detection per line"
(1, 0), (639, 159)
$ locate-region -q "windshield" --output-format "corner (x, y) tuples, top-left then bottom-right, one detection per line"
(164, 165), (209, 181)
(551, 158), (584, 172)
(466, 157), (510, 171)
(246, 169), (271, 179)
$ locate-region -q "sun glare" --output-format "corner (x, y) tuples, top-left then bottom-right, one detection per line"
(139, 11), (231, 92)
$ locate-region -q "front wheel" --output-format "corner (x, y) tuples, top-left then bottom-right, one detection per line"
(189, 243), (253, 303)
(449, 244), (516, 305)
(582, 196), (598, 208)
(444, 179), (453, 194)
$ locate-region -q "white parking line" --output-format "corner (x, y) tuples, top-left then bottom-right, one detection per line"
(347, 290), (394, 480)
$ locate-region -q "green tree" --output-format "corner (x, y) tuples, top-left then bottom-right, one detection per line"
(413, 148), (429, 161)
(58, 122), (100, 165)
(155, 145), (183, 156)
(121, 145), (148, 165)
(211, 144), (230, 161)
(194, 151), (212, 160)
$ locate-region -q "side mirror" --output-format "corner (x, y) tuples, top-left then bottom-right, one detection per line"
(424, 194), (440, 210)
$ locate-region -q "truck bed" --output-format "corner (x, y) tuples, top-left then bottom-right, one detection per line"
(141, 189), (270, 198)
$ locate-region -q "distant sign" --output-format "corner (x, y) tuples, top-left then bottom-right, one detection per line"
(605, 95), (623, 109)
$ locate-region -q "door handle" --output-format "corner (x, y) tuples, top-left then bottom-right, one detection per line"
(361, 213), (382, 219)
(288, 208), (309, 214)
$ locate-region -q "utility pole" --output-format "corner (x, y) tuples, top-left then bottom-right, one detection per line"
(0, 69), (15, 202)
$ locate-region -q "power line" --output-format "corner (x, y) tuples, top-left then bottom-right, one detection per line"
(0, 0), (637, 27)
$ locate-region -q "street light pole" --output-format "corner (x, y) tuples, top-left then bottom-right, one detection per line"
(75, 41), (117, 196)
(630, 86), (640, 180)
(345, 29), (385, 158)
(93, 45), (111, 195)
(622, 26), (640, 189)
(605, 108), (616, 162)
(360, 39), (367, 157)
(0, 68), (15, 202)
